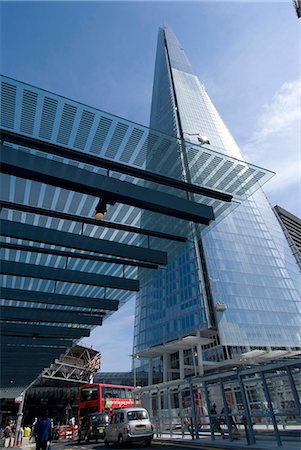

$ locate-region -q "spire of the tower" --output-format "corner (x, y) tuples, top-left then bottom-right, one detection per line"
(162, 26), (195, 76)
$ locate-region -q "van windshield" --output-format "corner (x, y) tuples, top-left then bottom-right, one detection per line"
(127, 410), (149, 421)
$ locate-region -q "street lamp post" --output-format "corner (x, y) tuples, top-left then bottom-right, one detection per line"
(13, 378), (38, 446)
(132, 354), (140, 406)
(192, 348), (198, 377)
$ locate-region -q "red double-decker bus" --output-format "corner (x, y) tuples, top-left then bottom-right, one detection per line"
(78, 383), (141, 419)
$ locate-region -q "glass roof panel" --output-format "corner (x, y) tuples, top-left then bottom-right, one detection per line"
(0, 75), (275, 326)
(0, 75), (277, 392)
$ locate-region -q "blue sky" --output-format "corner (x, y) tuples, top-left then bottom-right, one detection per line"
(1, 1), (300, 372)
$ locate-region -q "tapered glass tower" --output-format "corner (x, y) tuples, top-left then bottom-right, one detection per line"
(133, 27), (301, 374)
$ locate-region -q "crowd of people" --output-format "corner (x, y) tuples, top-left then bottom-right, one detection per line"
(0, 419), (24, 448)
(1, 411), (61, 449)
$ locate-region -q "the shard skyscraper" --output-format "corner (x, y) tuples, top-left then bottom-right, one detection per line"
(133, 27), (301, 378)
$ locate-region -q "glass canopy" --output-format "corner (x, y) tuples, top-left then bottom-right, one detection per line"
(0, 75), (274, 391)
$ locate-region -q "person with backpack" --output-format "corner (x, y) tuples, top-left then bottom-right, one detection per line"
(34, 411), (52, 450)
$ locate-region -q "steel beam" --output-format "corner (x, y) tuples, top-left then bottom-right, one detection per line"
(0, 241), (158, 270)
(1, 348), (65, 357)
(1, 369), (55, 377)
(0, 219), (167, 265)
(1, 260), (139, 291)
(1, 361), (58, 370)
(1, 349), (65, 357)
(286, 367), (301, 418)
(0, 287), (119, 311)
(0, 200), (187, 243)
(1, 370), (43, 377)
(1, 375), (43, 385)
(0, 305), (104, 325)
(0, 129), (233, 202)
(1, 366), (47, 373)
(1, 354), (66, 365)
(0, 322), (90, 338)
(1, 369), (50, 377)
(1, 336), (74, 347)
(260, 371), (282, 446)
(1, 144), (215, 224)
(1, 373), (51, 382)
(1, 369), (45, 376)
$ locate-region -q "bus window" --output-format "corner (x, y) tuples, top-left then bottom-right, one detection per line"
(103, 387), (121, 398)
(112, 388), (121, 398)
(125, 389), (133, 399)
(80, 387), (98, 401)
(103, 387), (112, 398)
(119, 388), (125, 398)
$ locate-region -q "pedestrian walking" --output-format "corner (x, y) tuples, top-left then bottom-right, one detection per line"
(210, 403), (225, 437)
(34, 411), (52, 450)
(30, 417), (38, 443)
(221, 404), (238, 431)
(3, 422), (12, 448)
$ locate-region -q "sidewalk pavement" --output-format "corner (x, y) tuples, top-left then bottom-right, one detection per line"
(156, 434), (301, 450)
(153, 424), (301, 450)
(18, 434), (301, 450)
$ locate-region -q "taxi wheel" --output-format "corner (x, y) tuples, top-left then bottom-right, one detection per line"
(118, 434), (124, 446)
(104, 439), (110, 447)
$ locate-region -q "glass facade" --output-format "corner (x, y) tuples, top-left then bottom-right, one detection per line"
(133, 27), (301, 358)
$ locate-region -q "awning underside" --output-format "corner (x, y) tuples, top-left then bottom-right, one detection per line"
(0, 75), (274, 393)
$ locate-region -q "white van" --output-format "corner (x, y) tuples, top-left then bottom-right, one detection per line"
(104, 407), (153, 446)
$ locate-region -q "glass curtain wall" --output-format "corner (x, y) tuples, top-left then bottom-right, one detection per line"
(133, 26), (301, 361)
